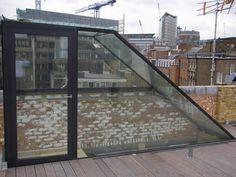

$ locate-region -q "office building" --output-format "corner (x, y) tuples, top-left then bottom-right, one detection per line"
(123, 33), (155, 56)
(159, 12), (177, 48)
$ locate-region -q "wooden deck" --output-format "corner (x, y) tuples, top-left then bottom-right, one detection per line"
(3, 125), (236, 177)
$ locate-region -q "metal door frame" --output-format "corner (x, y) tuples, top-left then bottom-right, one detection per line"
(2, 21), (78, 167)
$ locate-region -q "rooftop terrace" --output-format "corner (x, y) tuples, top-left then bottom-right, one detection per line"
(2, 125), (235, 177)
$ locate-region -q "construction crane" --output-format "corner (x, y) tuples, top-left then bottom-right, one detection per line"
(138, 20), (144, 34)
(157, 2), (161, 20)
(75, 0), (116, 18)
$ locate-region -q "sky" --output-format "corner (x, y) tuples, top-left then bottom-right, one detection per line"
(0, 0), (236, 39)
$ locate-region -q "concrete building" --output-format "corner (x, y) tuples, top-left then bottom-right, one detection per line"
(201, 37), (236, 56)
(159, 12), (177, 48)
(16, 8), (119, 30)
(177, 27), (200, 46)
(122, 33), (155, 56)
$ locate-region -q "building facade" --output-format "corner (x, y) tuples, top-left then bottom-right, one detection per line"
(159, 12), (177, 48)
(17, 8), (119, 31)
(177, 28), (200, 46)
(152, 54), (236, 86)
(122, 33), (155, 56)
(178, 55), (236, 86)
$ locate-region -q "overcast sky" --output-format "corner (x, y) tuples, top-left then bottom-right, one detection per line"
(1, 0), (236, 39)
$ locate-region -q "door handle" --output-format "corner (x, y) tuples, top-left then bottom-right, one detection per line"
(65, 94), (73, 99)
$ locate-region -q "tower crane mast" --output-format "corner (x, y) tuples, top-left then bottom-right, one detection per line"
(75, 0), (116, 18)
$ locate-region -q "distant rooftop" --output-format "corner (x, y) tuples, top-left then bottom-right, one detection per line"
(161, 12), (177, 19)
(178, 30), (200, 36)
(16, 8), (119, 31)
(123, 33), (155, 38)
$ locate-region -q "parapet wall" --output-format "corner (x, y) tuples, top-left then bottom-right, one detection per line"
(181, 85), (236, 123)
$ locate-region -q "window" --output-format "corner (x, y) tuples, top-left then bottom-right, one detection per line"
(230, 63), (235, 74)
(216, 72), (223, 84)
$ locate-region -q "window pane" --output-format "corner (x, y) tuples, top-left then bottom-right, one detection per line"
(15, 34), (68, 89)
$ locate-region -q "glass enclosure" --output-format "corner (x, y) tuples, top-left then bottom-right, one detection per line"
(76, 31), (233, 157)
(2, 21), (234, 167)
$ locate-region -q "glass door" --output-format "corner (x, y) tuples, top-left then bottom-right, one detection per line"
(3, 21), (77, 166)
(15, 34), (69, 159)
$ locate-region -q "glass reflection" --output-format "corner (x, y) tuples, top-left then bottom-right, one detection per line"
(15, 34), (68, 89)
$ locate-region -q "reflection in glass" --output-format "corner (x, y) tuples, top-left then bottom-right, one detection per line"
(15, 34), (68, 89)
(77, 31), (232, 158)
(77, 31), (148, 89)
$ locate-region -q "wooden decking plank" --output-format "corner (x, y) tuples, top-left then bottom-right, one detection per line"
(52, 162), (66, 177)
(69, 160), (87, 177)
(16, 167), (26, 177)
(103, 156), (137, 177)
(0, 171), (6, 177)
(157, 151), (204, 177)
(6, 168), (15, 177)
(43, 163), (56, 177)
(167, 149), (231, 177)
(199, 143), (236, 160)
(61, 161), (76, 177)
(94, 159), (117, 177)
(25, 166), (36, 177)
(196, 144), (236, 164)
(34, 164), (46, 177)
(193, 146), (236, 175)
(223, 125), (236, 137)
(134, 153), (186, 177)
(79, 158), (106, 177)
(118, 155), (155, 177)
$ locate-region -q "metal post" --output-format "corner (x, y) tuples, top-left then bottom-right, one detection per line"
(210, 2), (219, 85)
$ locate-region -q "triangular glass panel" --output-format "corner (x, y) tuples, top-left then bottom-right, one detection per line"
(76, 31), (234, 157)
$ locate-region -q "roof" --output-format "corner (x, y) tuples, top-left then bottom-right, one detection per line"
(162, 12), (177, 19)
(123, 33), (155, 38)
(16, 8), (119, 30)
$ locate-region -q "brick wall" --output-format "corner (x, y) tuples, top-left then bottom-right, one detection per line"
(217, 86), (236, 123)
(77, 91), (193, 151)
(181, 85), (236, 123)
(15, 91), (196, 157)
(181, 86), (218, 120)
